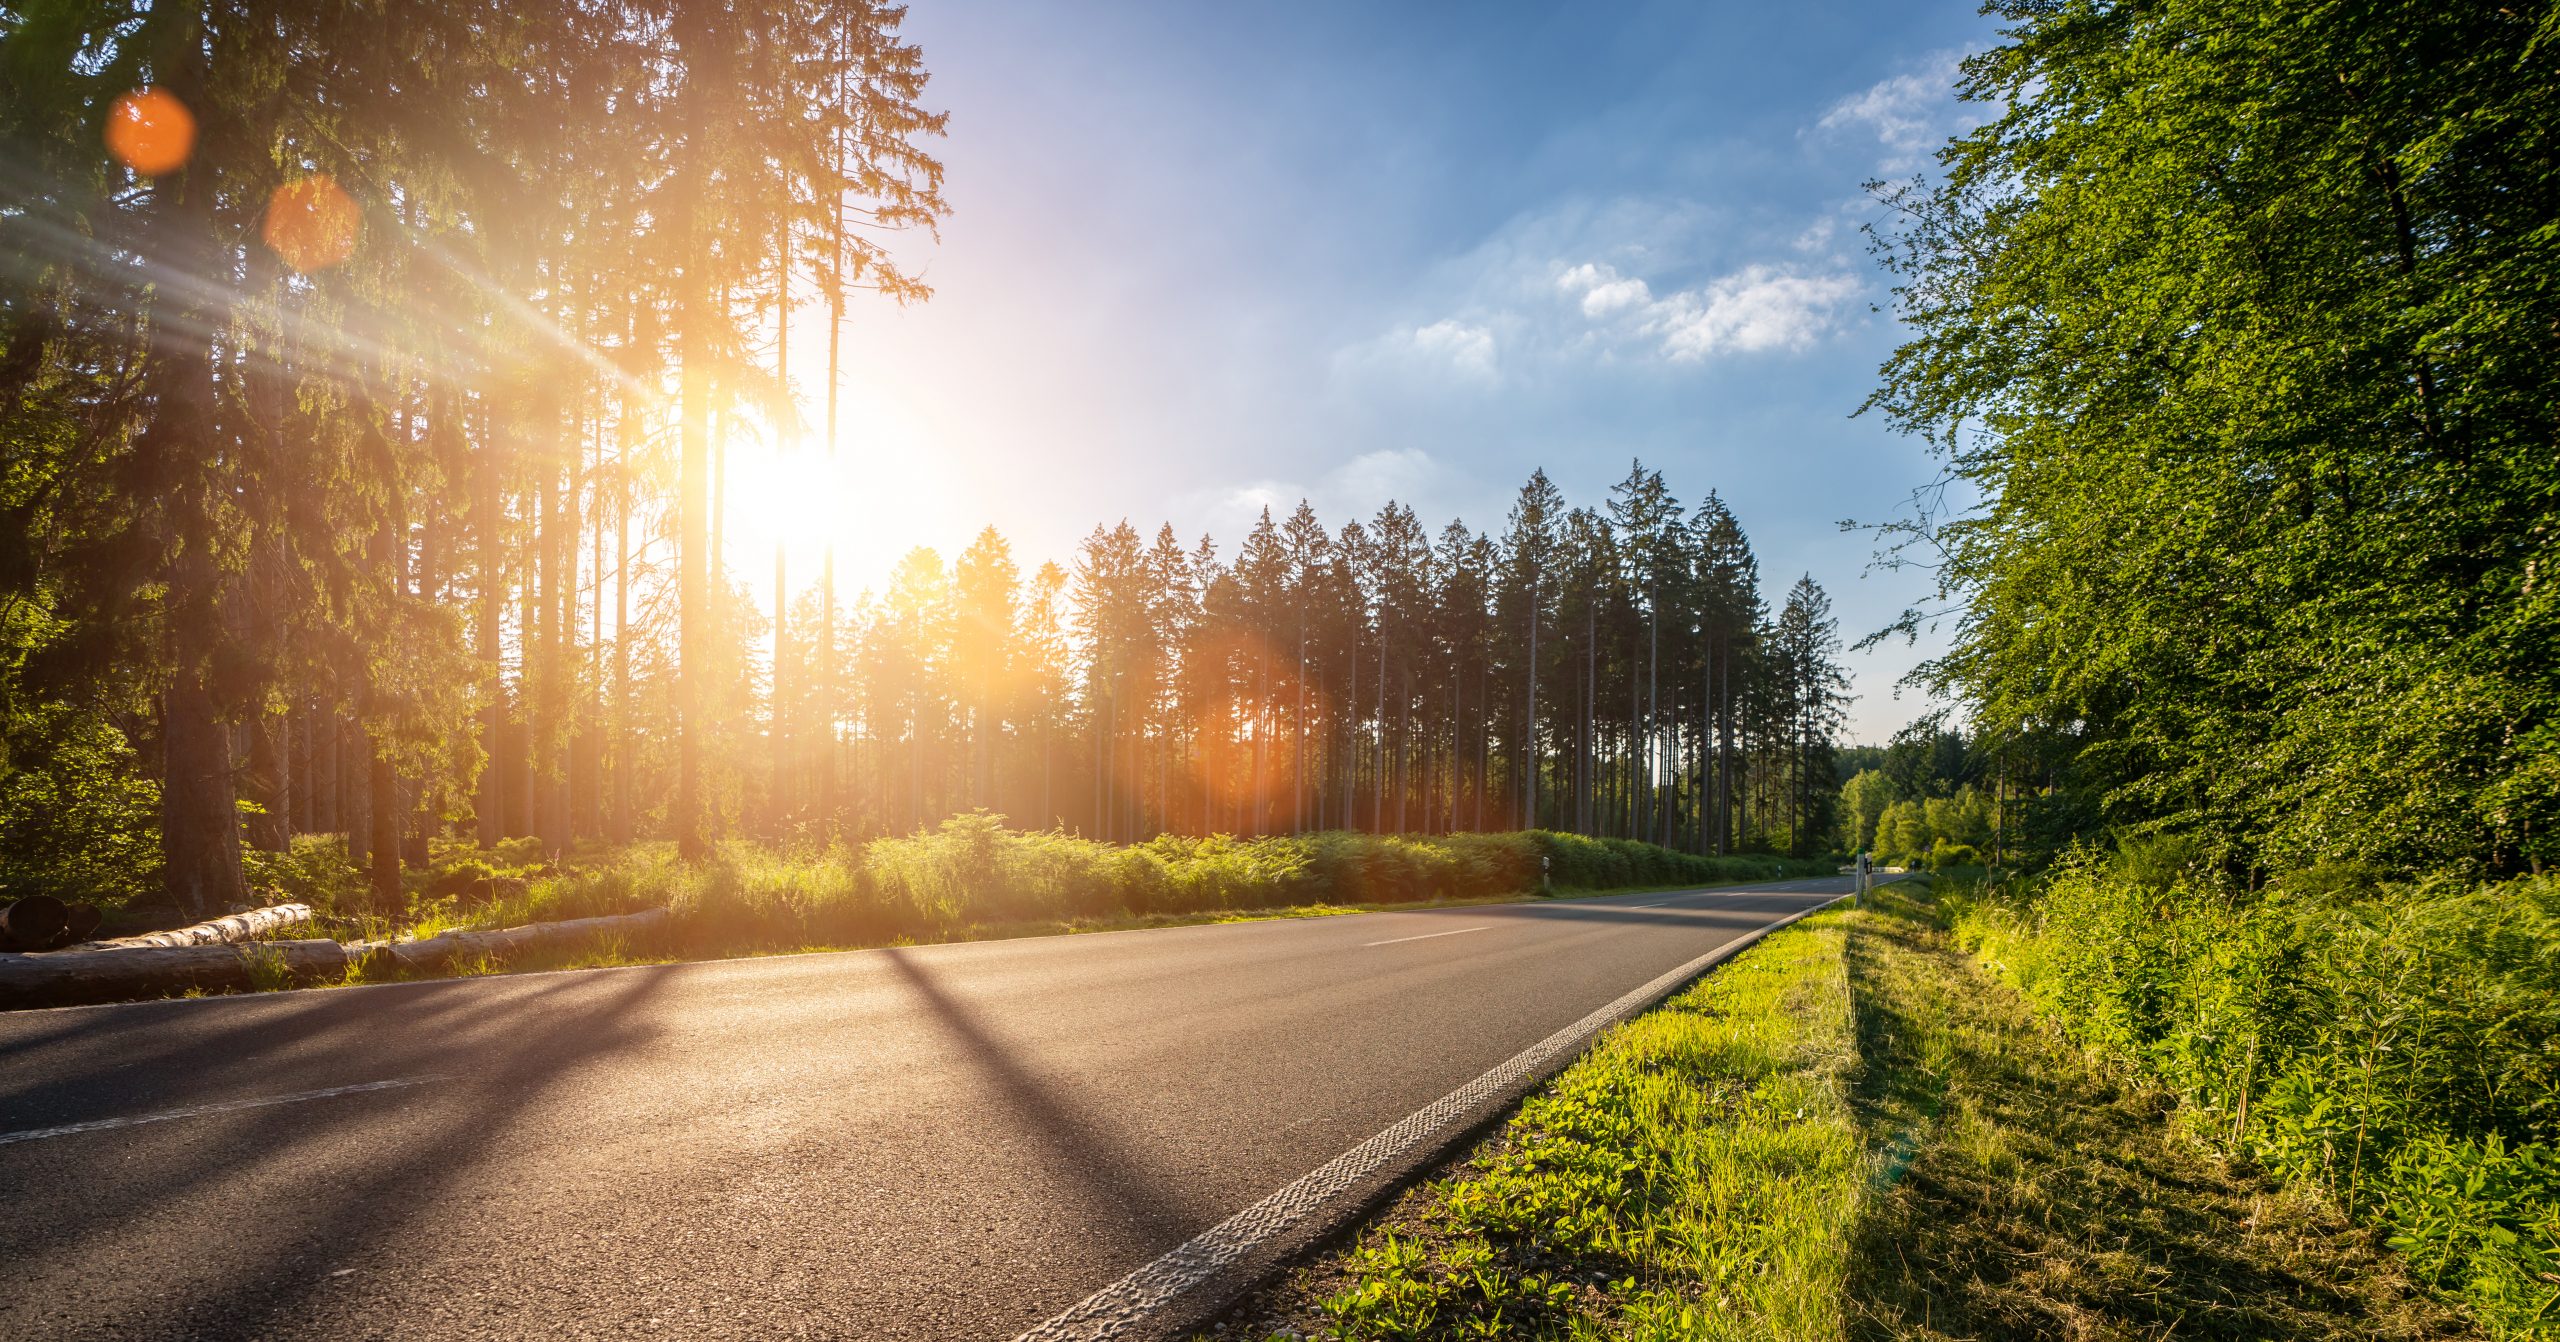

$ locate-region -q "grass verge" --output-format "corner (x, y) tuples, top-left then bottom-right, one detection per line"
(1844, 883), (2473, 1341)
(1214, 907), (1866, 1340)
(1209, 885), (2479, 1341)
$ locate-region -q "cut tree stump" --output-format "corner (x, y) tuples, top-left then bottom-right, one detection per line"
(0, 940), (354, 1010)
(80, 903), (314, 951)
(0, 896), (70, 951)
(361, 908), (670, 978)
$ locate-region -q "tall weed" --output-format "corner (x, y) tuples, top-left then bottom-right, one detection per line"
(456, 816), (1831, 952)
(1950, 855), (2560, 1337)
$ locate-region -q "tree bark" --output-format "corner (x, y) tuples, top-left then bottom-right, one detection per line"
(243, 703), (291, 853)
(364, 907), (669, 977)
(0, 941), (353, 1010)
(82, 903), (312, 949)
(367, 732), (402, 915)
(476, 392), (507, 848)
(138, 16), (247, 920)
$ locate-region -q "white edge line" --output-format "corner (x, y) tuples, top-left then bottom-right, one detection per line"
(1013, 891), (1854, 1342)
(0, 1075), (442, 1147)
(1361, 926), (1492, 948)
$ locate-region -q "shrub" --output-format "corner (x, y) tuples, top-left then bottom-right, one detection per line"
(0, 705), (161, 907)
(1952, 853), (2560, 1337)
(454, 820), (1829, 953)
(241, 833), (365, 914)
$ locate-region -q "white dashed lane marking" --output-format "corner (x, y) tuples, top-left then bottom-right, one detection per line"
(1362, 926), (1492, 948)
(0, 1076), (441, 1147)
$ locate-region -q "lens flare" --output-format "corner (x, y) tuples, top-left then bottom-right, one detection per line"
(105, 88), (195, 176)
(262, 175), (361, 272)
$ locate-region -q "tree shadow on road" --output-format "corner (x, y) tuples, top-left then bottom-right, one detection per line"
(880, 945), (1223, 1247)
(0, 966), (678, 1340)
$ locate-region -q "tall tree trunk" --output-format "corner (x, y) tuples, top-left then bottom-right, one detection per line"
(476, 396), (507, 848)
(1524, 578), (1538, 830)
(535, 387), (573, 856)
(341, 710), (370, 871)
(671, 7), (726, 862)
(772, 188), (792, 835)
(314, 711), (339, 836)
(138, 24), (248, 917)
(612, 413), (635, 847)
(242, 696), (291, 853)
(291, 703), (317, 835)
(367, 733), (401, 915)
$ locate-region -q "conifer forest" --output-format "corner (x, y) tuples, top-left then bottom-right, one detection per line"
(0, 3), (1850, 918)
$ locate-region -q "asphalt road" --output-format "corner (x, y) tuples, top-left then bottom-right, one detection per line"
(0, 878), (1850, 1340)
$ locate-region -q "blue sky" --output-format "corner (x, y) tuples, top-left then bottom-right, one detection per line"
(771, 0), (1999, 743)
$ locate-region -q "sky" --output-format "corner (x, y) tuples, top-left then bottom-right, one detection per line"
(745, 0), (1999, 745)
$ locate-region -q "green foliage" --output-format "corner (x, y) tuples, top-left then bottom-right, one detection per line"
(1869, 0), (2560, 877)
(440, 818), (1831, 952)
(1951, 857), (2560, 1336)
(238, 834), (363, 913)
(1837, 768), (1891, 853)
(0, 703), (158, 905)
(1291, 913), (1863, 1340)
(1921, 789), (1989, 849)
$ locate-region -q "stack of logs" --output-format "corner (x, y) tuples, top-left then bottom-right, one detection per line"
(0, 902), (669, 1010)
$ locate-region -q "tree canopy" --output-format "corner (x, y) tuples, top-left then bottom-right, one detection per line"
(1869, 0), (2560, 878)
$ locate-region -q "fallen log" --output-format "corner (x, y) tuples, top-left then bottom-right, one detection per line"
(0, 939), (354, 1010)
(80, 903), (314, 951)
(361, 908), (669, 978)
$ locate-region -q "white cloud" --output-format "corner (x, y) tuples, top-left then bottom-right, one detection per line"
(1815, 52), (1967, 171)
(1557, 262), (1653, 317)
(1329, 447), (1439, 507)
(1408, 318), (1498, 381)
(1188, 448), (1450, 539)
(1556, 259), (1860, 361)
(1651, 265), (1863, 359)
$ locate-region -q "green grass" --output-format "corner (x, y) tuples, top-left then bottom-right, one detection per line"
(1212, 884), (2483, 1342)
(228, 818), (1835, 990)
(243, 817), (1835, 941)
(1217, 907), (1867, 1341)
(1941, 859), (2560, 1339)
(1845, 882), (2473, 1341)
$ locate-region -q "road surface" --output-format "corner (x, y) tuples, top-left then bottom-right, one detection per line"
(0, 878), (1850, 1340)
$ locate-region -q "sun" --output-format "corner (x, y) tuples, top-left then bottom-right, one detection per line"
(716, 375), (975, 622)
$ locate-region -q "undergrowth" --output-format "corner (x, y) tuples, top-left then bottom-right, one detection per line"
(480, 816), (1832, 946)
(1214, 884), (2483, 1342)
(1945, 857), (2560, 1338)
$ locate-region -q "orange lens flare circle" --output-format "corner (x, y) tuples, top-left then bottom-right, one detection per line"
(262, 175), (361, 273)
(106, 88), (196, 176)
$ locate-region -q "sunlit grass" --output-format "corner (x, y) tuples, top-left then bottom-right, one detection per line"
(227, 820), (1835, 993)
(1222, 909), (1864, 1341)
(1214, 883), (2471, 1342)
